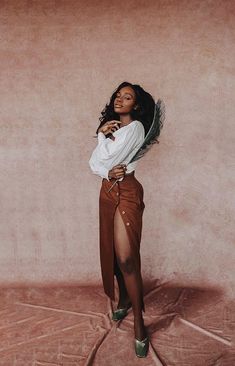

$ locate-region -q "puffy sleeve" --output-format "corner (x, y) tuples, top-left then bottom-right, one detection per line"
(88, 154), (110, 180)
(88, 122), (143, 181)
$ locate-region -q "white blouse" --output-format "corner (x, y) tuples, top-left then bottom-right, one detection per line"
(88, 120), (145, 181)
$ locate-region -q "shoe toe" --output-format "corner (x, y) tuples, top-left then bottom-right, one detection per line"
(134, 337), (149, 357)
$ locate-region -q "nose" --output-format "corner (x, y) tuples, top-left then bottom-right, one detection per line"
(116, 96), (123, 102)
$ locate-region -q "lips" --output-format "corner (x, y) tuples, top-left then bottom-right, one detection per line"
(115, 105), (123, 108)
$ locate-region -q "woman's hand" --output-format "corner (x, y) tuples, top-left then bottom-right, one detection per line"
(98, 120), (121, 136)
(108, 164), (127, 179)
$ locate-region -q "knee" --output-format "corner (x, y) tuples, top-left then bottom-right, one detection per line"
(117, 256), (135, 274)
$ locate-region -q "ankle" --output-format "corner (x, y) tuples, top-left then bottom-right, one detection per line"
(117, 295), (131, 308)
(134, 324), (147, 341)
(134, 316), (146, 332)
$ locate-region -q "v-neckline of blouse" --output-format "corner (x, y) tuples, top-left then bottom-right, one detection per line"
(116, 120), (137, 131)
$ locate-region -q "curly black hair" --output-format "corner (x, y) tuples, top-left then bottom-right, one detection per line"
(95, 81), (159, 138)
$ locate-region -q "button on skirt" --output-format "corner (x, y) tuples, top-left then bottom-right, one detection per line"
(99, 171), (146, 312)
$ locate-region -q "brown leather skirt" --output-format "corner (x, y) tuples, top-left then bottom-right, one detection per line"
(99, 171), (146, 312)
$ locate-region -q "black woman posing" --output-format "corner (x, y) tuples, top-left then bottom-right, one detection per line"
(89, 81), (156, 358)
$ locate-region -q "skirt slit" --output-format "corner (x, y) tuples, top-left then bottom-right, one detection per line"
(99, 171), (145, 312)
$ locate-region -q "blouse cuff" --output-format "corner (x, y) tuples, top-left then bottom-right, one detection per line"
(98, 132), (106, 144)
(105, 169), (110, 181)
(99, 165), (110, 181)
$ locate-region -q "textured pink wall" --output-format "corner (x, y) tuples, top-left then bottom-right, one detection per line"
(0, 1), (234, 296)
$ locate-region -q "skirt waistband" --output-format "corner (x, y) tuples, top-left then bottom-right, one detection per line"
(126, 171), (135, 176)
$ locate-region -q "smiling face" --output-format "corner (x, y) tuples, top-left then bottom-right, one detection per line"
(113, 86), (138, 115)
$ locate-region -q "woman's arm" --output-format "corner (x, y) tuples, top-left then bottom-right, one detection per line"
(97, 123), (143, 164)
(88, 159), (127, 181)
(88, 122), (144, 180)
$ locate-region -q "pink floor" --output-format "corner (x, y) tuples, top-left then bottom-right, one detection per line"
(0, 280), (234, 365)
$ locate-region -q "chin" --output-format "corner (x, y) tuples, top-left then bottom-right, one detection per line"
(114, 109), (128, 114)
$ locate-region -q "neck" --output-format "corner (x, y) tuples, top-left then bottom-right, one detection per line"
(119, 114), (133, 126)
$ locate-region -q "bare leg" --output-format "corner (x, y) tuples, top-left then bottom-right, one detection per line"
(114, 207), (147, 341)
(114, 252), (131, 309)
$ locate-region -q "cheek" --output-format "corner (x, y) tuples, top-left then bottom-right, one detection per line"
(124, 101), (135, 109)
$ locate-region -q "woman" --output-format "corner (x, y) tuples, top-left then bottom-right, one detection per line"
(89, 81), (155, 358)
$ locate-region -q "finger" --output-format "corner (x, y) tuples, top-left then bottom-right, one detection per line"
(114, 169), (126, 176)
(110, 121), (121, 126)
(113, 168), (123, 175)
(116, 172), (125, 178)
(109, 123), (118, 129)
(111, 123), (119, 129)
(112, 164), (126, 170)
(114, 167), (126, 173)
(113, 169), (123, 174)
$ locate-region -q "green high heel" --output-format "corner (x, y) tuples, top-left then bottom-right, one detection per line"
(112, 307), (128, 321)
(112, 302), (132, 321)
(134, 336), (149, 358)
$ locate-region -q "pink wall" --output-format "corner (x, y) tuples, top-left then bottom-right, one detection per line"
(0, 0), (234, 297)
